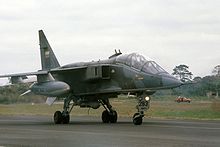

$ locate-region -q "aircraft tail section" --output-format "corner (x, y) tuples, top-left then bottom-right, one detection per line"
(39, 30), (60, 70)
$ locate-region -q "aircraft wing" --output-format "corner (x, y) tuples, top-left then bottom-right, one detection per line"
(0, 66), (88, 85)
(0, 71), (48, 84)
(0, 71), (48, 78)
(0, 64), (88, 83)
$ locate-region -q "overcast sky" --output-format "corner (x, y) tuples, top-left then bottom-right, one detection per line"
(0, 0), (220, 83)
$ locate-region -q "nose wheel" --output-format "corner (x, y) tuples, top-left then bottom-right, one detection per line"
(132, 95), (150, 125)
(133, 113), (143, 125)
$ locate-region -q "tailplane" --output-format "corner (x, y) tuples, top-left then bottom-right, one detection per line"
(39, 30), (60, 70)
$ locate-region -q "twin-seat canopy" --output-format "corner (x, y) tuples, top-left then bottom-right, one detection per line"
(115, 53), (167, 74)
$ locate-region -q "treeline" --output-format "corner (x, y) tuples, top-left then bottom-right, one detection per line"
(175, 75), (220, 97)
(1, 75), (219, 104)
(156, 75), (220, 99)
(171, 64), (220, 98)
(0, 84), (46, 104)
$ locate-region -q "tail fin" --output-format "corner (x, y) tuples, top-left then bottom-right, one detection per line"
(39, 30), (60, 70)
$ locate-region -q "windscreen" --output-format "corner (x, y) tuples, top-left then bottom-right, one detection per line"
(116, 53), (167, 74)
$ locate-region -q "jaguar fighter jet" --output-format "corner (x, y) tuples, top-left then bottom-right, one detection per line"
(0, 30), (182, 125)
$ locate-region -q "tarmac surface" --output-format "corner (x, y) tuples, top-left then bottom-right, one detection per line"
(0, 115), (220, 147)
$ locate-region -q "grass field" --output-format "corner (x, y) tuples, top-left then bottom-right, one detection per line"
(0, 98), (220, 120)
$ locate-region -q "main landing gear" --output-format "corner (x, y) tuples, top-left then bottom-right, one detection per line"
(99, 99), (118, 123)
(54, 96), (75, 124)
(53, 95), (118, 124)
(133, 95), (150, 125)
(54, 111), (70, 124)
(53, 95), (149, 125)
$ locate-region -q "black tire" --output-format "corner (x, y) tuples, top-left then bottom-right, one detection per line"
(62, 114), (70, 124)
(102, 110), (110, 123)
(133, 113), (139, 119)
(109, 111), (118, 123)
(133, 113), (143, 125)
(54, 111), (62, 124)
(133, 116), (143, 125)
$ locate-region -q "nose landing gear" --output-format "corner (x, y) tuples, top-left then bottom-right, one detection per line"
(133, 95), (150, 125)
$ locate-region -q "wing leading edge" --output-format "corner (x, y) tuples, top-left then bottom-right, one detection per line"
(0, 71), (47, 84)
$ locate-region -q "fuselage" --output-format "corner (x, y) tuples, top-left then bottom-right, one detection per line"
(49, 53), (181, 97)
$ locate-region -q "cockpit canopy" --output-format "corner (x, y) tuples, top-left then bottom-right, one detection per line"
(115, 53), (168, 74)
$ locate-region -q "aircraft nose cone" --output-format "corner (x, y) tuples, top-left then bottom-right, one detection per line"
(162, 74), (182, 88)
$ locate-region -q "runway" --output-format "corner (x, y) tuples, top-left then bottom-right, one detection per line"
(0, 116), (219, 147)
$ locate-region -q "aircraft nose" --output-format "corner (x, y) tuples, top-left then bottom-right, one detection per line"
(162, 74), (183, 88)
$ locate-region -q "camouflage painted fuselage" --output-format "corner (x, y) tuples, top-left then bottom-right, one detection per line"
(50, 53), (180, 99)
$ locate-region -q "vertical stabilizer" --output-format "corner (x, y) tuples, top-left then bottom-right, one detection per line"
(39, 30), (60, 70)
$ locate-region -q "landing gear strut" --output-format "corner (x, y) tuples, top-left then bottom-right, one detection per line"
(54, 95), (75, 124)
(133, 95), (150, 125)
(100, 99), (118, 123)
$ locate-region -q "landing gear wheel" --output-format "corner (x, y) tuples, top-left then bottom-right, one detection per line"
(109, 111), (118, 123)
(133, 113), (143, 125)
(54, 111), (62, 124)
(62, 114), (70, 124)
(102, 110), (110, 123)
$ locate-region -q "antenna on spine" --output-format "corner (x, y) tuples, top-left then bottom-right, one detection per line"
(109, 49), (122, 59)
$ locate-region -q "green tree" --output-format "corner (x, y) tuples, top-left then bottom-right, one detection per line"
(212, 65), (220, 76)
(172, 64), (193, 82)
(193, 76), (202, 82)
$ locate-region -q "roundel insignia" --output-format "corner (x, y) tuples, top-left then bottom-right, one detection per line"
(45, 51), (50, 58)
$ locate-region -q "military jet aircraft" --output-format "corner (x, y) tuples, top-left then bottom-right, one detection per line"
(0, 30), (182, 125)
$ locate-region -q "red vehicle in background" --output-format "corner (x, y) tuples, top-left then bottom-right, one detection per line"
(175, 96), (191, 103)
